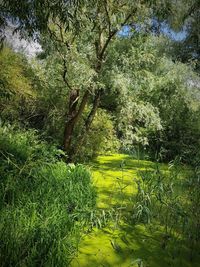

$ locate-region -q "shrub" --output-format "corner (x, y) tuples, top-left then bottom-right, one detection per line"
(74, 109), (120, 162)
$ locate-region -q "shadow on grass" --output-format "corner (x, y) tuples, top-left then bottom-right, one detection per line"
(71, 154), (200, 267)
(72, 222), (199, 267)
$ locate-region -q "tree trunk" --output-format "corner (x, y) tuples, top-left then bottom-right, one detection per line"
(63, 90), (89, 154)
(71, 89), (102, 160)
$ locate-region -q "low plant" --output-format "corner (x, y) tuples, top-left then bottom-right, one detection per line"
(0, 123), (96, 266)
(132, 158), (200, 262)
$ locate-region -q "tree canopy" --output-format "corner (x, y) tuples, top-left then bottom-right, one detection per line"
(0, 0), (199, 163)
(0, 1), (200, 266)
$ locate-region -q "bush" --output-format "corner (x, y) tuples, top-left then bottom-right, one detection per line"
(74, 109), (120, 162)
(0, 47), (38, 125)
(0, 124), (96, 266)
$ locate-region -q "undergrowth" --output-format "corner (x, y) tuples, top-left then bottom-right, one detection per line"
(0, 123), (96, 267)
(132, 159), (200, 264)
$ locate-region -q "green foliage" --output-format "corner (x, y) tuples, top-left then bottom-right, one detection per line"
(1, 1), (200, 266)
(0, 124), (96, 266)
(74, 109), (120, 161)
(142, 56), (200, 164)
(132, 160), (200, 261)
(0, 47), (40, 125)
(104, 35), (200, 164)
(100, 36), (163, 151)
(163, 0), (200, 72)
(0, 0), (79, 39)
(27, 56), (68, 140)
(0, 47), (33, 97)
(0, 48), (65, 143)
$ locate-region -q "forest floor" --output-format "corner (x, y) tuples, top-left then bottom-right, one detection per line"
(70, 154), (199, 267)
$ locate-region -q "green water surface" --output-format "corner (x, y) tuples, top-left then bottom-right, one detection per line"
(71, 154), (199, 267)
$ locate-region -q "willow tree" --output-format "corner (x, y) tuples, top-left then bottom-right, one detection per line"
(37, 0), (151, 159)
(1, 0), (194, 160)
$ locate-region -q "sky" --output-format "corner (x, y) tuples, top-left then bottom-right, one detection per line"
(5, 20), (187, 58)
(159, 22), (187, 41)
(118, 21), (188, 42)
(4, 26), (42, 58)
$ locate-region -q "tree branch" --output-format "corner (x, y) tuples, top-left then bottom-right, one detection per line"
(99, 11), (136, 60)
(103, 0), (111, 35)
(62, 58), (72, 90)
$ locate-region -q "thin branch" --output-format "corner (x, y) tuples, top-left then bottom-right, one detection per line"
(99, 29), (117, 60)
(62, 58), (72, 90)
(99, 11), (136, 60)
(103, 0), (111, 35)
(47, 25), (62, 45)
(56, 22), (64, 42)
(48, 23), (72, 89)
(56, 22), (72, 51)
(182, 2), (199, 22)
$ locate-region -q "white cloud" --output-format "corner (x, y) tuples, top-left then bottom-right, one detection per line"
(4, 26), (42, 58)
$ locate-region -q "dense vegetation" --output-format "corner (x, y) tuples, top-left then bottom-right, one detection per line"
(70, 154), (200, 267)
(0, 0), (199, 266)
(0, 124), (96, 266)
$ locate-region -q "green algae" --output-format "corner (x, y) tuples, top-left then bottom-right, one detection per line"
(70, 154), (200, 267)
(89, 154), (153, 210)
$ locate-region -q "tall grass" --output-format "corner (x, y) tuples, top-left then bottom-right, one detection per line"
(0, 123), (96, 266)
(131, 159), (200, 263)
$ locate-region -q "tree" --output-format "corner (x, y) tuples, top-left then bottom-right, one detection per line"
(153, 0), (200, 72)
(0, 46), (37, 123)
(174, 1), (200, 72)
(36, 1), (150, 160)
(0, 0), (79, 40)
(100, 33), (200, 163)
(1, 0), (197, 160)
